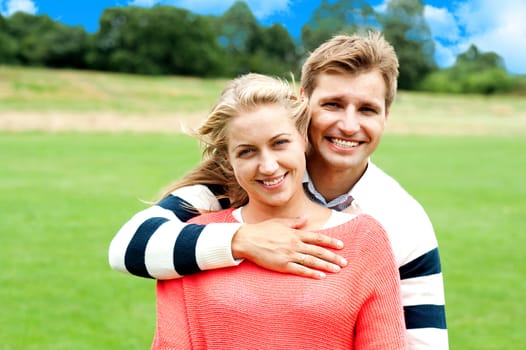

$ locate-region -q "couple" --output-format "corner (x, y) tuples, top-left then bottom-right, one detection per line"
(109, 31), (448, 349)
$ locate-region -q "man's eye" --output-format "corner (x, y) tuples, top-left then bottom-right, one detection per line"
(361, 106), (378, 114)
(323, 102), (339, 108)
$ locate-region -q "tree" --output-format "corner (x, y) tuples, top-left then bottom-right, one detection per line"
(0, 15), (18, 64)
(5, 12), (88, 68)
(246, 23), (300, 76)
(213, 1), (261, 75)
(301, 0), (378, 53)
(419, 45), (513, 94)
(42, 25), (89, 68)
(90, 6), (227, 76)
(455, 44), (505, 72)
(451, 45), (511, 94)
(211, 1), (300, 77)
(379, 0), (436, 90)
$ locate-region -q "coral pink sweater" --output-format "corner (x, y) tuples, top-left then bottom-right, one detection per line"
(153, 209), (406, 350)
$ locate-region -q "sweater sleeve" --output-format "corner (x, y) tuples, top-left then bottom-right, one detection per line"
(351, 162), (448, 349)
(353, 216), (407, 350)
(108, 184), (242, 280)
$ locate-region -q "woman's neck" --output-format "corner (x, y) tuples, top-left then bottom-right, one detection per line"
(240, 194), (332, 230)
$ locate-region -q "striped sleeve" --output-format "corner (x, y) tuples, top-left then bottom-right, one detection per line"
(108, 184), (242, 280)
(399, 247), (448, 349)
(348, 162), (449, 349)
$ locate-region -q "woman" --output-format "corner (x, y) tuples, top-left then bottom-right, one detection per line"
(152, 73), (406, 349)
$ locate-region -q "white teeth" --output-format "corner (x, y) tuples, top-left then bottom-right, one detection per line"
(262, 176), (284, 186)
(331, 138), (358, 148)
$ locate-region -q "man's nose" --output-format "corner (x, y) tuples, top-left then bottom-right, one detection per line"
(339, 108), (360, 133)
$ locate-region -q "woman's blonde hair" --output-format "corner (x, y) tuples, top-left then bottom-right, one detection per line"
(159, 73), (309, 208)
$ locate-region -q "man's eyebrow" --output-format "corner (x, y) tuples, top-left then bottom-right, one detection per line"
(318, 94), (345, 102)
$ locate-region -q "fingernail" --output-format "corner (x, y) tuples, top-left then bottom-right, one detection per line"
(340, 258), (348, 266)
(336, 240), (344, 248)
(318, 272), (326, 279)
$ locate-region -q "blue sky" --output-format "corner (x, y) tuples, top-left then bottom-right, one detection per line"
(1, 0), (524, 74)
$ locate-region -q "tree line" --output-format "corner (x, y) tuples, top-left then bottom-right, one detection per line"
(0, 0), (523, 94)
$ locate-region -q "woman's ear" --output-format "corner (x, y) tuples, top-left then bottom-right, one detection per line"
(299, 87), (306, 102)
(303, 136), (310, 155)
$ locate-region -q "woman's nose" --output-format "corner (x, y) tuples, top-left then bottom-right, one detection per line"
(259, 152), (279, 174)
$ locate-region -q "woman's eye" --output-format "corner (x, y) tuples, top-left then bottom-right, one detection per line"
(237, 149), (254, 157)
(274, 139), (290, 147)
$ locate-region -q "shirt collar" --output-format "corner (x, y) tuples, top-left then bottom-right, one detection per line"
(302, 171), (354, 209)
(302, 160), (371, 209)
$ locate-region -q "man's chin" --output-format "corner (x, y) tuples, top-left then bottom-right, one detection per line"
(324, 154), (367, 171)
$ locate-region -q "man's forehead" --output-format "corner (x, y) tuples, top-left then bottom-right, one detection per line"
(312, 71), (386, 101)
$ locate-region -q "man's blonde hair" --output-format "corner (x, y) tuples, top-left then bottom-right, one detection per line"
(301, 31), (399, 108)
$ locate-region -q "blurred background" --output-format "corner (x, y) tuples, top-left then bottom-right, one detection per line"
(1, 0), (525, 92)
(1, 1), (525, 349)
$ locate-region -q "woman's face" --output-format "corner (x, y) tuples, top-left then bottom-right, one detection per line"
(226, 103), (307, 208)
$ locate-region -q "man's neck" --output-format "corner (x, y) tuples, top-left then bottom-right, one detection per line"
(307, 160), (367, 202)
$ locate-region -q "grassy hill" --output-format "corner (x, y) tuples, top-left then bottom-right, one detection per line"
(2, 65), (526, 349)
(1, 65), (525, 135)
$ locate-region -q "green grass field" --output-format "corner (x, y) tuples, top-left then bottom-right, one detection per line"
(0, 133), (201, 349)
(2, 133), (525, 349)
(1, 66), (525, 349)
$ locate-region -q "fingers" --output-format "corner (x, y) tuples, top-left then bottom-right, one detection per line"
(295, 249), (346, 273)
(313, 245), (347, 267)
(289, 233), (348, 278)
(298, 254), (306, 266)
(232, 220), (348, 280)
(301, 231), (344, 250)
(286, 262), (327, 280)
(284, 252), (345, 280)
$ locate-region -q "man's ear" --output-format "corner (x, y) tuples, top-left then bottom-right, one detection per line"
(385, 108), (390, 122)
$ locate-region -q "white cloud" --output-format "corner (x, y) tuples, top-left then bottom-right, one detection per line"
(126, 0), (291, 18)
(455, 0), (502, 35)
(1, 0), (37, 16)
(427, 0), (525, 74)
(417, 0), (526, 74)
(423, 5), (463, 69)
(129, 0), (525, 74)
(433, 41), (457, 69)
(372, 0), (387, 14)
(128, 0), (159, 6)
(424, 5), (460, 43)
(453, 0), (526, 74)
(247, 0), (291, 18)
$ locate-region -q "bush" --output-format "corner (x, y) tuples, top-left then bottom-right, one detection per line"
(419, 68), (516, 95)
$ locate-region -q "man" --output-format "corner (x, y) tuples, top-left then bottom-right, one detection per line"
(109, 31), (448, 349)
(299, 32), (448, 349)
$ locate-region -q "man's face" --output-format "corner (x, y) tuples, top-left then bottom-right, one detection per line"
(306, 70), (389, 174)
